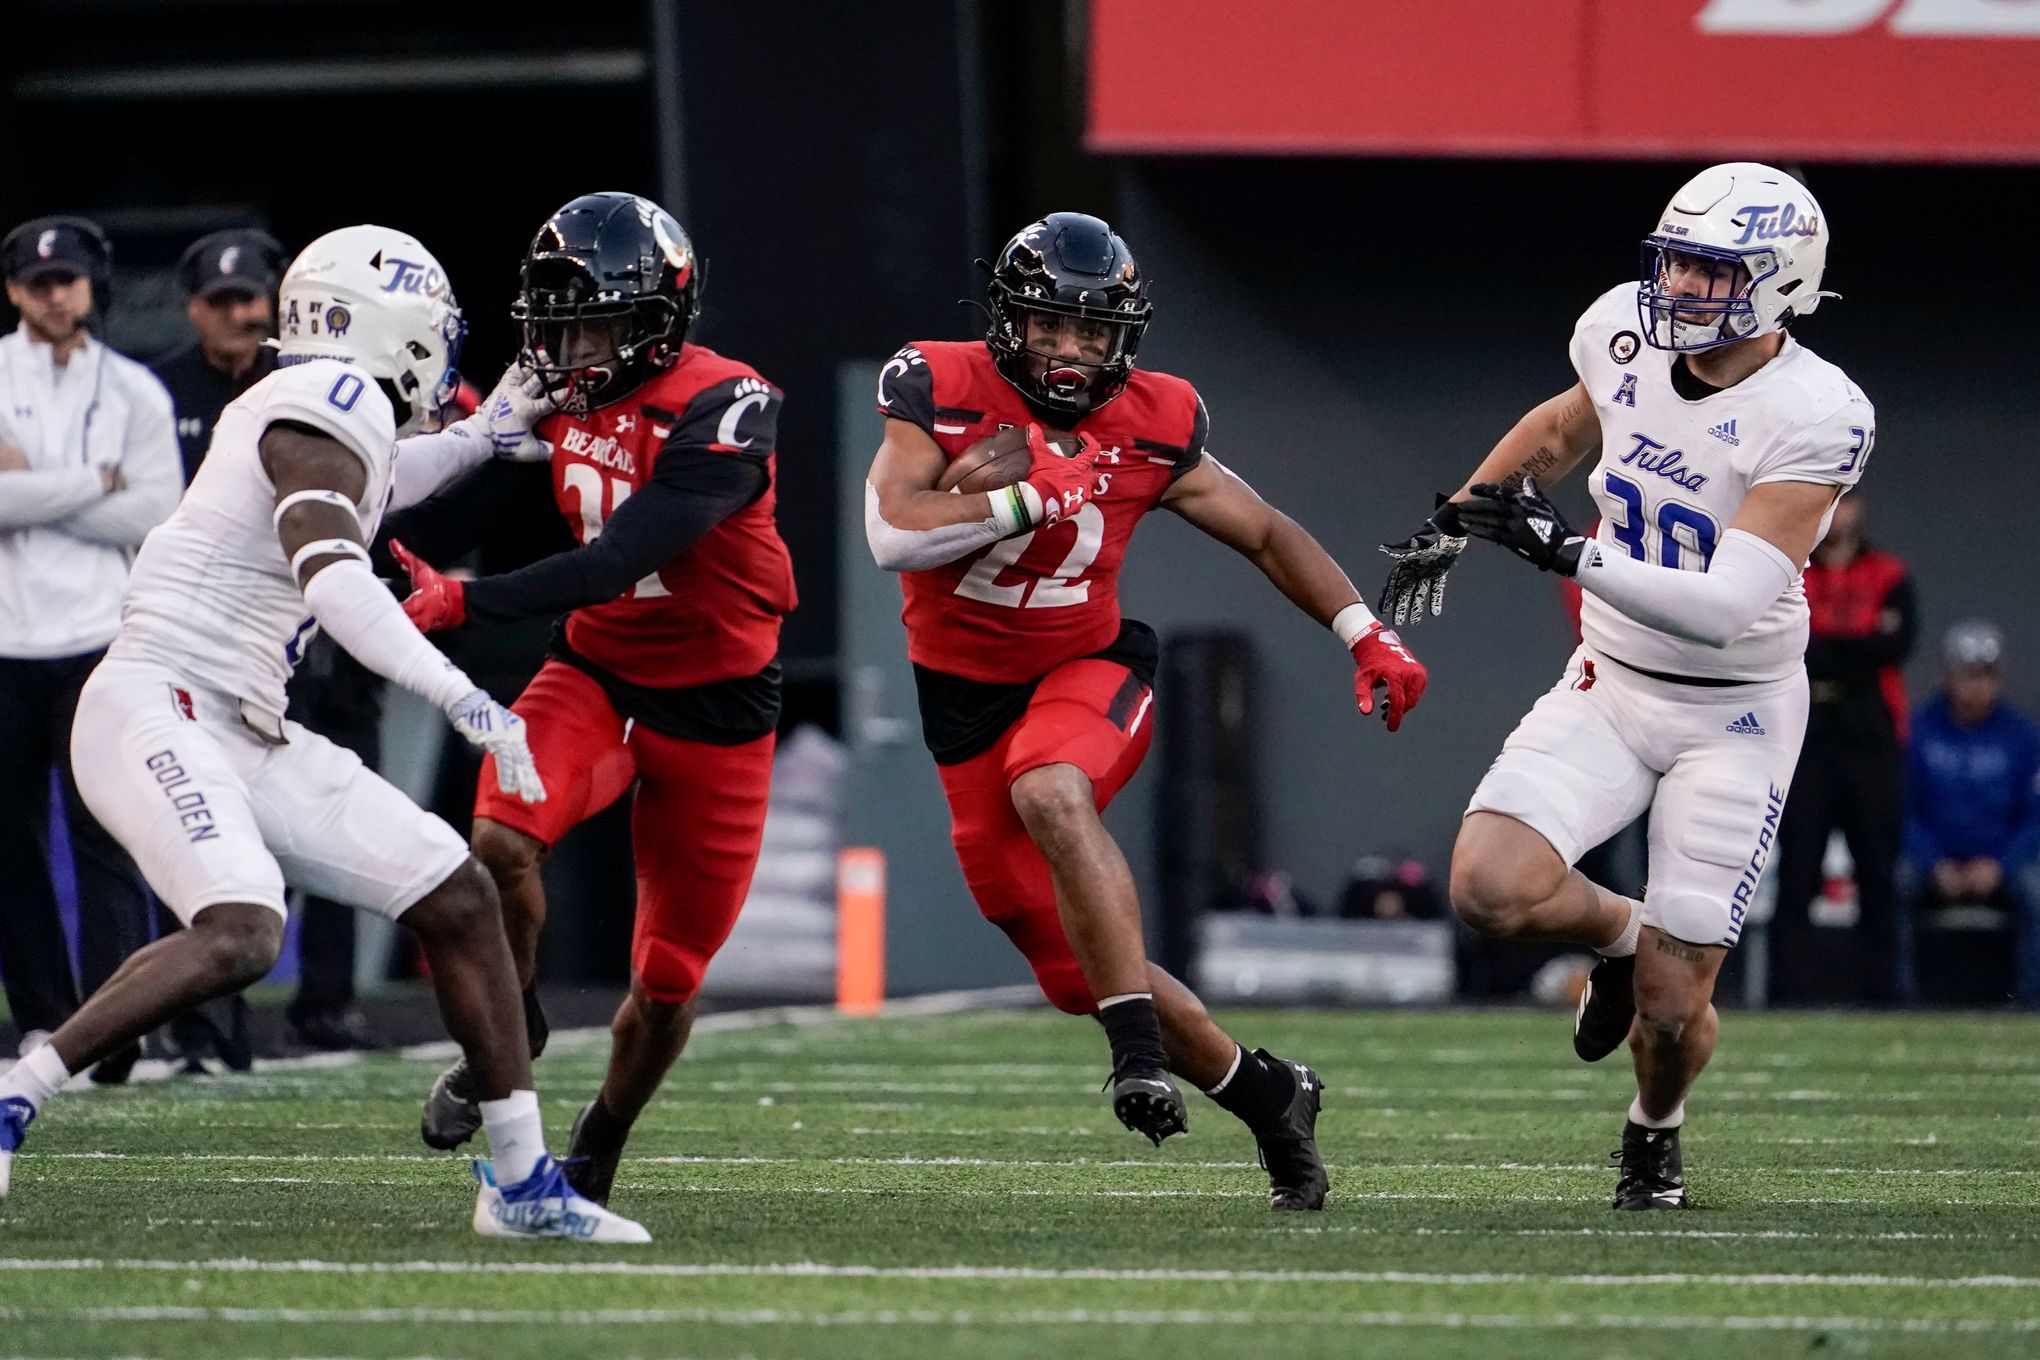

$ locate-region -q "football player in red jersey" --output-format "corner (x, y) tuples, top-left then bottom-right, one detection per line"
(864, 213), (1428, 1210)
(394, 193), (796, 1208)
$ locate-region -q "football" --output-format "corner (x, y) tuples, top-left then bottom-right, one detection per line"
(936, 425), (1080, 494)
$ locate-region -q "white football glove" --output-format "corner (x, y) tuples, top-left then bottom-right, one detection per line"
(446, 688), (546, 804)
(464, 363), (556, 462)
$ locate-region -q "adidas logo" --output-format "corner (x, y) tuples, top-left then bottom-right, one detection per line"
(1707, 418), (1741, 446)
(1725, 711), (1766, 736)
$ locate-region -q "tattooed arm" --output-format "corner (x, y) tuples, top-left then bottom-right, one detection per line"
(1449, 381), (1600, 504)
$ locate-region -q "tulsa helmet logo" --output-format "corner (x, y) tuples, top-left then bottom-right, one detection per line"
(380, 257), (448, 299)
(1732, 203), (1819, 245)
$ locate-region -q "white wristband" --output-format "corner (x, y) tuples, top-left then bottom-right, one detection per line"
(988, 482), (1043, 536)
(1331, 601), (1379, 648)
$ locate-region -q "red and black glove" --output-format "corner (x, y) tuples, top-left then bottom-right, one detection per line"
(390, 539), (466, 633)
(1351, 621), (1427, 732)
(1020, 424), (1102, 527)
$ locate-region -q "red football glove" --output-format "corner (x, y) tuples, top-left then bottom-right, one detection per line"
(1351, 621), (1427, 732)
(1021, 424), (1102, 527)
(390, 539), (466, 633)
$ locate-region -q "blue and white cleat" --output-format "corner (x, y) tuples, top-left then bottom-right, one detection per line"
(471, 1155), (651, 1243)
(0, 1096), (34, 1198)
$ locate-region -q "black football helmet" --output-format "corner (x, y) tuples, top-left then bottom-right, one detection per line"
(983, 212), (1153, 421)
(513, 191), (701, 413)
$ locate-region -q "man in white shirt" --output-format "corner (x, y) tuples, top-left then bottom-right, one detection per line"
(0, 216), (180, 1078)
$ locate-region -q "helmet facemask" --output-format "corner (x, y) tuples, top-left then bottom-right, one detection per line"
(1638, 240), (1779, 353)
(990, 291), (1145, 420)
(514, 257), (681, 415)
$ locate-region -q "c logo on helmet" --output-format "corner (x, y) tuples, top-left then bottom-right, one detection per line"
(652, 214), (692, 274)
(36, 230), (57, 259)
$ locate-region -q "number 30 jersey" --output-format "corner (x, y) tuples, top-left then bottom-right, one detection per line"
(111, 358), (399, 718)
(877, 341), (1207, 685)
(1569, 283), (1876, 683)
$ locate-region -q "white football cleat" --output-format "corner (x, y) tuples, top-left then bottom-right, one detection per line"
(471, 1155), (651, 1244)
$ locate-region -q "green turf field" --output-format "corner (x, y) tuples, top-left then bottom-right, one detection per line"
(2, 1004), (2037, 1359)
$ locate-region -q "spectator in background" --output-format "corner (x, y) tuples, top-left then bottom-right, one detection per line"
(0, 215), (180, 1076)
(150, 229), (282, 482)
(1770, 494), (1916, 1004)
(1901, 621), (2040, 1007)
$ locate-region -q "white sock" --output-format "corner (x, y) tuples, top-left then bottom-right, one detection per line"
(1597, 898), (1642, 958)
(0, 1044), (70, 1115)
(1202, 1044), (1245, 1097)
(1096, 992), (1153, 1010)
(479, 1090), (545, 1186)
(1628, 1095), (1684, 1130)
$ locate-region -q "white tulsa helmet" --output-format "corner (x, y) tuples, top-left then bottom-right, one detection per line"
(1638, 162), (1838, 353)
(276, 224), (466, 435)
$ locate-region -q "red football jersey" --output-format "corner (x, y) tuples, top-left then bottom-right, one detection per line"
(877, 341), (1207, 684)
(538, 343), (796, 688)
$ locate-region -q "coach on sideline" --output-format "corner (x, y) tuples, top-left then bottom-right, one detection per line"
(0, 215), (180, 1080)
(151, 228), (282, 481)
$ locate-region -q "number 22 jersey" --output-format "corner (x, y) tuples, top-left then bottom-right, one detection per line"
(876, 341), (1207, 685)
(1569, 282), (1876, 683)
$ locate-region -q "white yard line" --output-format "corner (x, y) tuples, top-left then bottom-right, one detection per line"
(396, 985), (1045, 1063)
(1, 1305), (2036, 1333)
(7, 1258), (2040, 1288)
(23, 1150), (2038, 1178)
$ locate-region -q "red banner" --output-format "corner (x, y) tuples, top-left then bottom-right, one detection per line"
(1088, 0), (2040, 162)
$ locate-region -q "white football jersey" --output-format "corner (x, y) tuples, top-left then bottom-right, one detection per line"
(1568, 283), (1875, 682)
(109, 358), (397, 717)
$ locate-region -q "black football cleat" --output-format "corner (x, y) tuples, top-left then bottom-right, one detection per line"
(1573, 953), (1637, 1062)
(1611, 1119), (1688, 1210)
(1252, 1051), (1328, 1211)
(89, 1041), (142, 1086)
(1109, 1065), (1189, 1146)
(563, 1100), (628, 1207)
(287, 1003), (380, 1053)
(420, 1058), (483, 1150)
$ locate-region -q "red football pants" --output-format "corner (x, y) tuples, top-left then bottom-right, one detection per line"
(936, 657), (1155, 1015)
(475, 659), (774, 1003)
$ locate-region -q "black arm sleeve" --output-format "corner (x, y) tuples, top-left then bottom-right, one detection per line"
(373, 460), (570, 577)
(459, 447), (768, 626)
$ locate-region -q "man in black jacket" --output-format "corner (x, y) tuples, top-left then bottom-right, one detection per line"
(1769, 495), (1917, 1004)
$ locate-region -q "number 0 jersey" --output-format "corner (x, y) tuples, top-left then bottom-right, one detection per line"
(110, 358), (398, 718)
(877, 341), (1207, 685)
(535, 343), (797, 689)
(1570, 283), (1876, 682)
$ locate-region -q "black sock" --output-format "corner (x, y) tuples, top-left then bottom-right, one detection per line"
(523, 984), (549, 1059)
(575, 1094), (633, 1152)
(1207, 1046), (1297, 1132)
(1095, 996), (1168, 1075)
